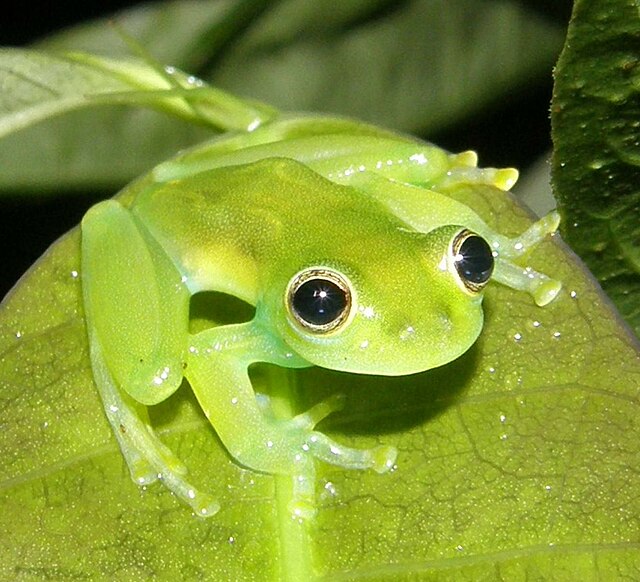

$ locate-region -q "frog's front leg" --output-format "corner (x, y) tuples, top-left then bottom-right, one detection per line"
(82, 200), (219, 516)
(185, 322), (397, 519)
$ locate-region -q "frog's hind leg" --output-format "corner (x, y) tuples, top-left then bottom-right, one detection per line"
(90, 334), (220, 517)
(81, 199), (219, 517)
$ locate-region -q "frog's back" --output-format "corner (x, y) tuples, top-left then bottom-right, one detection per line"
(126, 158), (402, 302)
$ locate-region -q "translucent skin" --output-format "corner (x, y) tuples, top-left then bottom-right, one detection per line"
(81, 117), (561, 519)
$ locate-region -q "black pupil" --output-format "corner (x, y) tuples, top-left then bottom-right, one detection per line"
(292, 278), (347, 326)
(455, 235), (494, 284)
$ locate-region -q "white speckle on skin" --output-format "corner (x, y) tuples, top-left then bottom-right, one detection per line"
(513, 332), (522, 342)
(71, 270), (79, 279)
(324, 481), (337, 496)
(359, 305), (376, 319)
(400, 325), (416, 341)
(359, 340), (369, 350)
(231, 397), (238, 405)
(532, 320), (541, 328)
(409, 153), (427, 165)
(570, 290), (578, 298)
(15, 331), (22, 339)
(499, 414), (506, 423)
(553, 331), (562, 338)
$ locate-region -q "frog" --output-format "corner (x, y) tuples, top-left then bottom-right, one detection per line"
(81, 116), (561, 520)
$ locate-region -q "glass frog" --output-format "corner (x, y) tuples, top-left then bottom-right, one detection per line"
(81, 116), (561, 519)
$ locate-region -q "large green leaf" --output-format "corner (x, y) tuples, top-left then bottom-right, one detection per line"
(0, 0), (564, 192)
(1, 179), (638, 579)
(551, 0), (640, 336)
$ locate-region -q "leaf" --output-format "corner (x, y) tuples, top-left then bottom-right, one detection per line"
(1, 180), (638, 579)
(551, 0), (640, 337)
(208, 0), (565, 133)
(0, 48), (273, 138)
(0, 0), (565, 192)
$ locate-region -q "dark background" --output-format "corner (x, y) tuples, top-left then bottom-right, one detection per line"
(0, 1), (573, 300)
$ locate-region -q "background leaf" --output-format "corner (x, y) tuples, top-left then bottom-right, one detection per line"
(0, 0), (565, 193)
(551, 0), (640, 336)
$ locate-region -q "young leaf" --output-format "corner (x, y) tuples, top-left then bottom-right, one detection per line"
(0, 48), (274, 139)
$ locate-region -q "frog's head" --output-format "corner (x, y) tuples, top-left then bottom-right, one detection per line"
(267, 223), (495, 376)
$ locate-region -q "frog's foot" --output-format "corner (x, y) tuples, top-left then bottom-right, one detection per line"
(113, 408), (220, 517)
(101, 380), (220, 517)
(283, 431), (396, 520)
(255, 392), (345, 427)
(496, 211), (561, 260)
(292, 393), (346, 429)
(493, 260), (561, 306)
(491, 210), (561, 306)
(440, 154), (519, 191)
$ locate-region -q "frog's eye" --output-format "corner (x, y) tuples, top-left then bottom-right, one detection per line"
(287, 268), (353, 334)
(450, 229), (494, 293)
